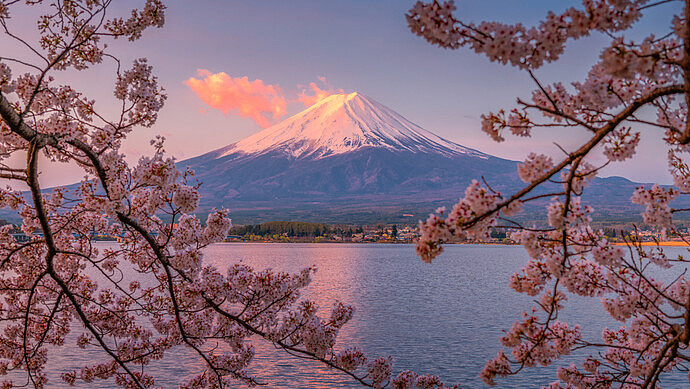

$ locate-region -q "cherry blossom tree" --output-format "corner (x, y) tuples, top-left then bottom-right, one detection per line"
(0, 1), (459, 388)
(408, 0), (690, 387)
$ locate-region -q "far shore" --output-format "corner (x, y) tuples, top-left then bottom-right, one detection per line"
(614, 241), (690, 247)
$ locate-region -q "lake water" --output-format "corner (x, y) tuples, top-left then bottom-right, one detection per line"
(39, 243), (690, 388)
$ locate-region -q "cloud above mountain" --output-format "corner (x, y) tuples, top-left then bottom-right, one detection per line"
(185, 70), (287, 128)
(186, 71), (342, 127)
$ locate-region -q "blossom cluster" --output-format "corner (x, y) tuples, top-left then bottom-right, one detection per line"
(104, 0), (166, 41)
(391, 370), (456, 389)
(0, 62), (13, 93)
(480, 109), (533, 142)
(408, 0), (645, 70)
(630, 184), (679, 228)
(518, 153), (554, 183)
(416, 180), (510, 262)
(602, 128), (640, 162)
(668, 149), (690, 192)
(114, 58), (167, 127)
(561, 162), (597, 194)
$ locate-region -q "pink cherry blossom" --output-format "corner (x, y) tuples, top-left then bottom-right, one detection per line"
(409, 0), (690, 387)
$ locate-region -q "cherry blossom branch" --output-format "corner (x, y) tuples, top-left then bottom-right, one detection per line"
(453, 83), (682, 235)
(23, 139), (146, 388)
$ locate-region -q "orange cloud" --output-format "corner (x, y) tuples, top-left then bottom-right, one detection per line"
(185, 70), (287, 128)
(298, 79), (344, 108)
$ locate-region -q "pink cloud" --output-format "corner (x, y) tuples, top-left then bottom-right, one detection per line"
(185, 70), (287, 128)
(298, 79), (343, 107)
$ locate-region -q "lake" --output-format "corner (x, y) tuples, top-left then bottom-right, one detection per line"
(39, 243), (690, 388)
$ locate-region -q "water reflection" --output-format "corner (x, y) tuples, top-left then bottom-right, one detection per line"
(23, 243), (690, 387)
(203, 243), (368, 388)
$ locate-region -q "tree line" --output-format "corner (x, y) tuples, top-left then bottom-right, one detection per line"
(229, 221), (333, 237)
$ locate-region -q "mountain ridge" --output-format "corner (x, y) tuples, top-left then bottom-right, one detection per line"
(176, 92), (672, 224)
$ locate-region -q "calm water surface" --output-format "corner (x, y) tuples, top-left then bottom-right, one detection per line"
(42, 243), (690, 388)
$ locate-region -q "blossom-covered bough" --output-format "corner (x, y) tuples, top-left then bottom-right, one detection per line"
(408, 0), (690, 387)
(0, 1), (458, 388)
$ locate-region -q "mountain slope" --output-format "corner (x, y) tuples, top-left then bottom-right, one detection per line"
(208, 92), (487, 160)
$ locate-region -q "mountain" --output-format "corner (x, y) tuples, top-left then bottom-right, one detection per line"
(212, 92), (486, 160)
(180, 92), (654, 224)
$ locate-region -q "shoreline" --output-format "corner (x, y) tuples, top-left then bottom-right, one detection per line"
(613, 241), (690, 247)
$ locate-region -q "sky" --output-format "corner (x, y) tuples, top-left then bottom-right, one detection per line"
(0, 0), (681, 187)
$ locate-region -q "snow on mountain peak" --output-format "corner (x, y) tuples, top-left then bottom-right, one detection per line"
(217, 92), (488, 160)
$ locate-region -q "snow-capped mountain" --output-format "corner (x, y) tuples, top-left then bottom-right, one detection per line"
(208, 92), (487, 160)
(180, 92), (646, 224)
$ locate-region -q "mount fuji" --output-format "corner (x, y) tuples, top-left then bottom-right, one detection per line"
(212, 92), (485, 160)
(180, 92), (646, 224)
